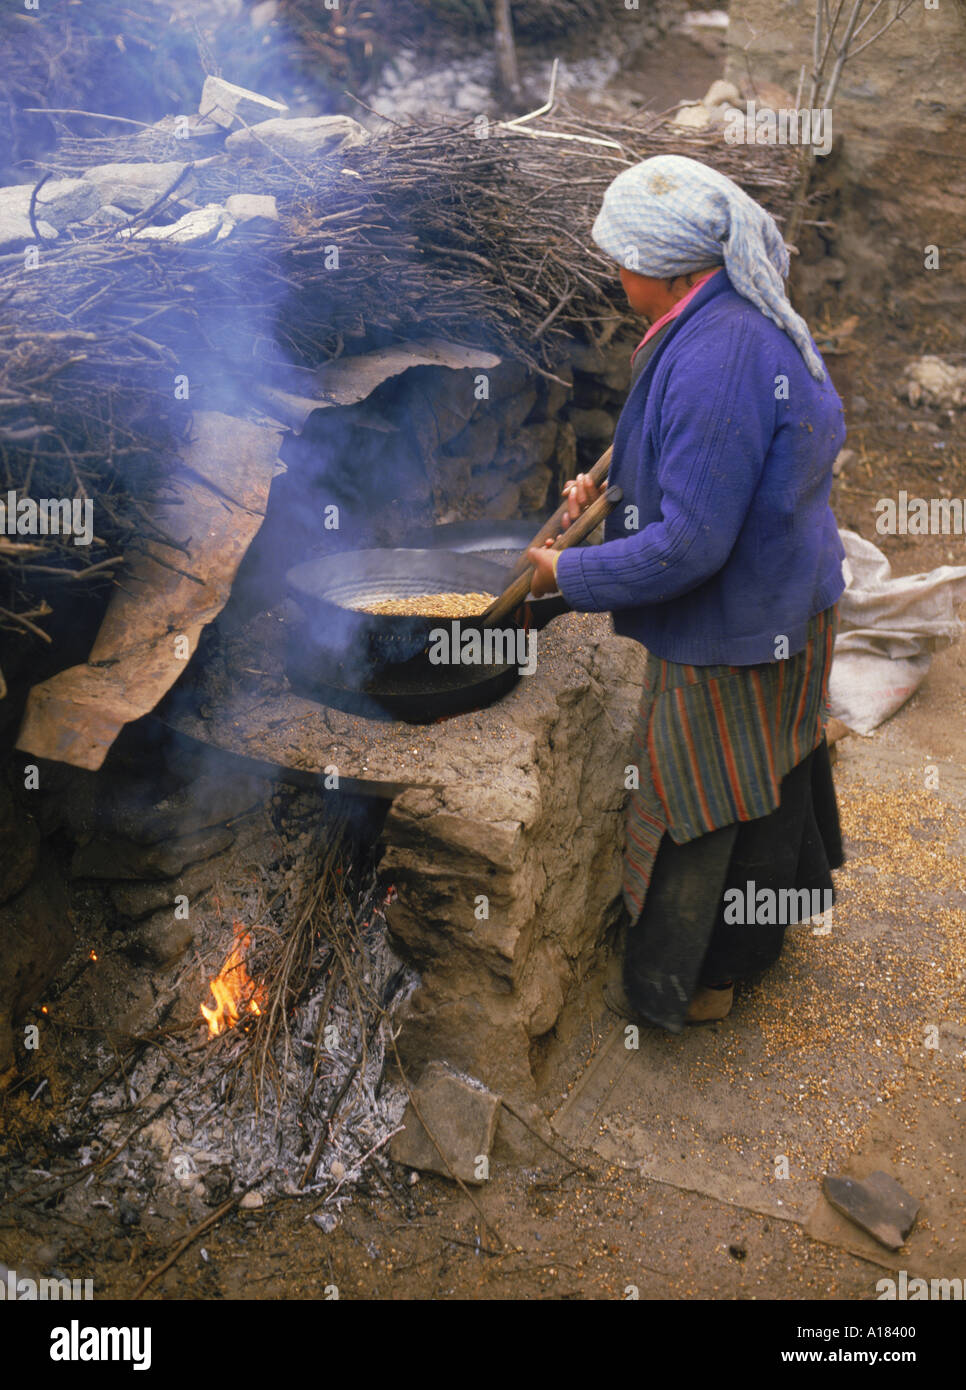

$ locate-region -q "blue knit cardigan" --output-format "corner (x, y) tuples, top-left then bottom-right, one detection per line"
(555, 270), (847, 665)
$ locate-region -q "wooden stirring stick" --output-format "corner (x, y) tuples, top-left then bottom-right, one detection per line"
(479, 484), (622, 626)
(507, 444), (613, 579)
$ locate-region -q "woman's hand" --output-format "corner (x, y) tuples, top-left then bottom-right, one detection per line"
(526, 539), (560, 598)
(561, 472), (602, 529)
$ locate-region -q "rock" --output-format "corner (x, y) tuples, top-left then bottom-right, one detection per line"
(71, 824), (234, 881)
(33, 178), (102, 229)
(124, 204), (234, 246)
(108, 849), (229, 919)
(81, 162), (195, 213)
(239, 1190), (264, 1209)
(117, 1198), (141, 1227)
(495, 386), (539, 436)
(200, 75), (289, 130)
(329, 1160), (346, 1180)
(822, 1171), (920, 1250)
(833, 447), (855, 476)
(84, 204), (130, 227)
(126, 908), (194, 966)
(312, 1212), (338, 1233)
(555, 420), (577, 480)
(507, 420), (558, 474)
(141, 1119), (173, 1161)
(541, 368), (573, 418)
(224, 193), (279, 231)
(0, 187), (58, 250)
(225, 115), (369, 161)
(903, 355), (966, 409)
(518, 464), (553, 512)
(202, 1165), (233, 1205)
(389, 1062), (501, 1184)
(444, 413), (500, 472)
(568, 407), (616, 444)
(0, 178), (101, 248)
(0, 848), (72, 1087)
(703, 79), (741, 107)
(673, 103), (711, 130)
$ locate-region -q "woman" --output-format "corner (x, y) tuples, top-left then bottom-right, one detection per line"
(527, 155), (846, 1031)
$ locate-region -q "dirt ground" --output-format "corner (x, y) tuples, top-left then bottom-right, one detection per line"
(3, 23), (965, 1305)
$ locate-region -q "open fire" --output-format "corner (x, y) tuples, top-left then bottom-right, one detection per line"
(201, 922), (268, 1038)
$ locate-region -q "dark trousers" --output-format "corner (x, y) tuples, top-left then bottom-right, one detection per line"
(622, 739), (844, 1033)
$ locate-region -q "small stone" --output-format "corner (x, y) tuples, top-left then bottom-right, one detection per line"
(0, 178), (101, 250)
(389, 1062), (501, 1185)
(703, 79), (741, 107)
(202, 1165), (233, 1206)
(141, 1119), (173, 1161)
(672, 103), (711, 130)
(84, 204), (130, 227)
(312, 1212), (338, 1233)
(822, 1171), (920, 1250)
(239, 1190), (264, 1209)
(200, 75), (289, 131)
(329, 1160), (346, 1181)
(81, 162), (195, 213)
(225, 115), (369, 162)
(118, 1197), (141, 1227)
(0, 188), (58, 250)
(127, 908), (194, 966)
(125, 204), (234, 247)
(224, 193), (279, 232)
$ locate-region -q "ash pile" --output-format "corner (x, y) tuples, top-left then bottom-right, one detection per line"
(2, 765), (417, 1236)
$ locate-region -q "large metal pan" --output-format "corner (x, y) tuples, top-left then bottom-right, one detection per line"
(284, 548), (567, 720)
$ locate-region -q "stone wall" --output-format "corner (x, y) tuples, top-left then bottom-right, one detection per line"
(725, 0), (966, 325)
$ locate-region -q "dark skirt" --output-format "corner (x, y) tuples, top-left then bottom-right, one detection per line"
(620, 603), (842, 1033)
(622, 737), (844, 1033)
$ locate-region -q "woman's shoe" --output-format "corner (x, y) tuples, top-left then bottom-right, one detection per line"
(685, 983), (734, 1024)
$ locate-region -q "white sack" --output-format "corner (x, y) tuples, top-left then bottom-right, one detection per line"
(829, 529), (966, 736)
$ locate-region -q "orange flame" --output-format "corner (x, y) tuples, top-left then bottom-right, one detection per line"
(201, 922), (267, 1038)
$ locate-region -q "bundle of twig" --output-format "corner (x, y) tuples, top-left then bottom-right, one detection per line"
(2, 107), (798, 638)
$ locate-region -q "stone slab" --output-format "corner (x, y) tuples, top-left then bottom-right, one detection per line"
(390, 1062), (501, 1184)
(822, 1171), (919, 1251)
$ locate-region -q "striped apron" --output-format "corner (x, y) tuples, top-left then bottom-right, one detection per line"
(622, 603), (839, 920)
